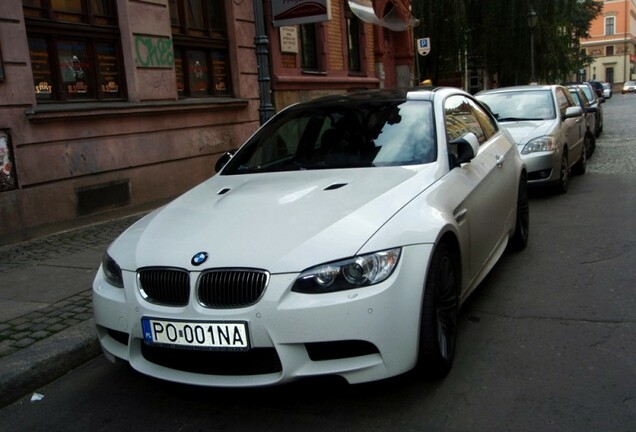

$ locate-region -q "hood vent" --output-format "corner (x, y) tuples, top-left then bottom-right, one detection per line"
(324, 183), (348, 191)
(218, 188), (231, 195)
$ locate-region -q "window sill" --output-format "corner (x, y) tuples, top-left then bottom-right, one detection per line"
(25, 97), (249, 122)
(301, 70), (327, 75)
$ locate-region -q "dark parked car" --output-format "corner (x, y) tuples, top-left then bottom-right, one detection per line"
(565, 82), (604, 137)
(588, 80), (605, 99)
(567, 86), (596, 157)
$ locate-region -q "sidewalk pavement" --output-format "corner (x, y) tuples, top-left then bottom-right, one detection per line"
(0, 214), (145, 407)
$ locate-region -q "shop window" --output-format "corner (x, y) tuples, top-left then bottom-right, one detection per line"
(23, 0), (124, 102)
(169, 0), (231, 97)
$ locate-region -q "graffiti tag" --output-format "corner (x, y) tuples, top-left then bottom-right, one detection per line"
(134, 36), (174, 68)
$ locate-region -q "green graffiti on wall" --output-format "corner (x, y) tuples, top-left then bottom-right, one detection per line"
(134, 36), (174, 68)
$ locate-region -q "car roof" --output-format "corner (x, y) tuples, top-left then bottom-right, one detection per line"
(476, 84), (558, 96)
(290, 87), (469, 107)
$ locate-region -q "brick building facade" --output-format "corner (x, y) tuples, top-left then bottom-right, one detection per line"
(0, 0), (415, 245)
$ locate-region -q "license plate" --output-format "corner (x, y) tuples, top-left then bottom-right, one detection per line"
(141, 318), (249, 351)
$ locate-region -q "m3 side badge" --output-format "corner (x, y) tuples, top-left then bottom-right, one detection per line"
(191, 252), (208, 266)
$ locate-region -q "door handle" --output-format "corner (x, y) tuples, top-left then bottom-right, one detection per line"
(496, 154), (504, 167)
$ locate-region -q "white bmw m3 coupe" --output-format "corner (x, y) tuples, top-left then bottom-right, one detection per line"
(93, 87), (529, 386)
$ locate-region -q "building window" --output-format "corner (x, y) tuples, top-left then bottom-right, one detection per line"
(606, 45), (614, 56)
(24, 0), (124, 102)
(169, 0), (231, 97)
(345, 4), (362, 72)
(606, 67), (614, 83)
(605, 16), (615, 36)
(300, 23), (319, 71)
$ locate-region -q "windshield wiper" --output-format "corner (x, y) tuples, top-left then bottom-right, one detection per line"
(497, 117), (544, 122)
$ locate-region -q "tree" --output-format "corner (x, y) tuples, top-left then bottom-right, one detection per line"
(412, 0), (603, 88)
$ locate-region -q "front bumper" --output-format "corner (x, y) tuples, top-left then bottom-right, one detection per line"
(93, 244), (432, 386)
(520, 150), (561, 185)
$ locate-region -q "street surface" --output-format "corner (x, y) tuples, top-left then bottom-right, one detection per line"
(2, 93), (635, 432)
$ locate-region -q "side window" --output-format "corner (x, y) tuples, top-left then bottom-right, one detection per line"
(468, 99), (498, 140)
(555, 88), (571, 115)
(444, 95), (487, 144)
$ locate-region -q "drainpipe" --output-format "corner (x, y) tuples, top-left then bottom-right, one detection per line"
(253, 0), (275, 125)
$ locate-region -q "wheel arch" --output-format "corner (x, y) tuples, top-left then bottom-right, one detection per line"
(429, 230), (463, 296)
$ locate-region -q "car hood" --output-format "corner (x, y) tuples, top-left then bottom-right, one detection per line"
(499, 119), (556, 145)
(110, 166), (440, 273)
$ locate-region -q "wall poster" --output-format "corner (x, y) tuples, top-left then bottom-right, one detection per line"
(1, 130), (17, 192)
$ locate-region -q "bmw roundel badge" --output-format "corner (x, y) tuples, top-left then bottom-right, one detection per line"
(191, 252), (208, 266)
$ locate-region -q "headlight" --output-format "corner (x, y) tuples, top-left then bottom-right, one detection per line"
(102, 252), (124, 288)
(292, 248), (401, 294)
(521, 136), (555, 154)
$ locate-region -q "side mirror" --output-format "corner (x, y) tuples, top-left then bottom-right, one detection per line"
(215, 151), (235, 173)
(450, 132), (480, 166)
(564, 106), (583, 119)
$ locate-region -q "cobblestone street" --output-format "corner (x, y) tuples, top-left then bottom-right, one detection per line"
(0, 215), (143, 357)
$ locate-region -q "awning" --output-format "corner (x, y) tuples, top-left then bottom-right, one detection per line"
(347, 0), (419, 32)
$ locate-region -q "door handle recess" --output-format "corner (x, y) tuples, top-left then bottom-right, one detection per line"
(496, 154), (504, 167)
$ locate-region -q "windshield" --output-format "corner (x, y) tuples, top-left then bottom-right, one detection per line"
(222, 100), (436, 174)
(477, 90), (555, 121)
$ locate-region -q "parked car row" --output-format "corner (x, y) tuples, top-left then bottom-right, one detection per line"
(92, 78), (619, 388)
(566, 82), (605, 138)
(476, 82), (604, 194)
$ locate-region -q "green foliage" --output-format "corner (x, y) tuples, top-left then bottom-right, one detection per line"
(413, 0), (603, 86)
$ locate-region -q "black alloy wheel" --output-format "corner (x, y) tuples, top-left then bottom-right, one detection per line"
(417, 241), (459, 380)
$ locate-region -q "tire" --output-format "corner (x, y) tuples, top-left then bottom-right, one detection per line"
(588, 131), (596, 157)
(417, 241), (460, 380)
(573, 141), (587, 175)
(509, 175), (529, 251)
(555, 151), (569, 194)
